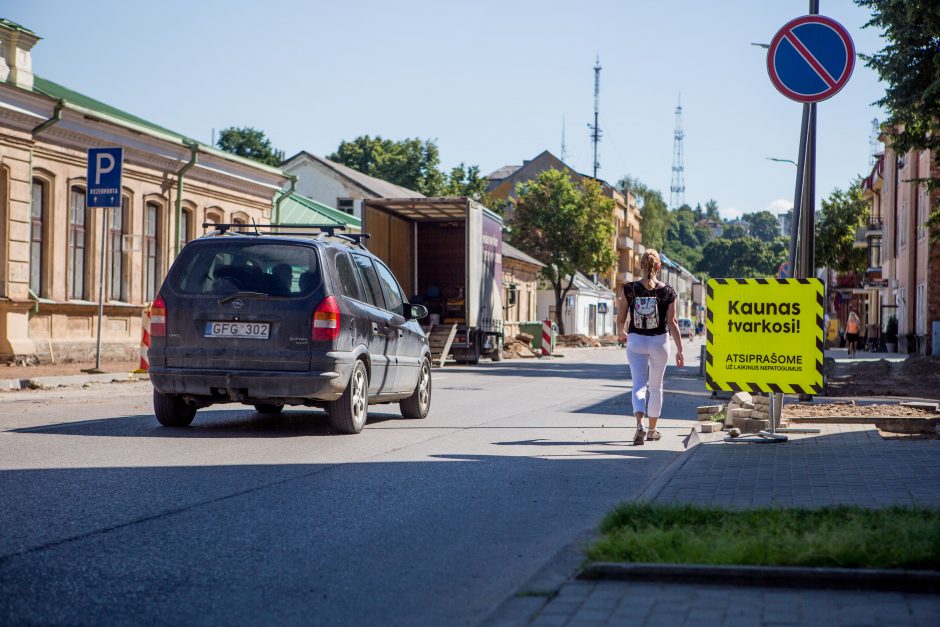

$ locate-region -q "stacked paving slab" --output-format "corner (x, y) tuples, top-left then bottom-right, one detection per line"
(697, 392), (786, 437)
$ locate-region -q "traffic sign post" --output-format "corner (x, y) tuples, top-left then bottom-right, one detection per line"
(86, 148), (124, 372)
(766, 2), (854, 406)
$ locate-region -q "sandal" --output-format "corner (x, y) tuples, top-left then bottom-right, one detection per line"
(646, 430), (662, 441)
(633, 428), (646, 446)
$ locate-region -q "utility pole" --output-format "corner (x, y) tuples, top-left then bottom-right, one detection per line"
(588, 55), (602, 178)
(560, 115), (567, 163)
(669, 95), (686, 210)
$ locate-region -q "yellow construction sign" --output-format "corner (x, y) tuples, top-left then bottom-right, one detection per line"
(705, 278), (823, 395)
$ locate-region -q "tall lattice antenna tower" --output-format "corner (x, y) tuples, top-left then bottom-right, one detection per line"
(670, 95), (685, 209)
(869, 118), (881, 166)
(560, 115), (567, 163)
(588, 55), (602, 178)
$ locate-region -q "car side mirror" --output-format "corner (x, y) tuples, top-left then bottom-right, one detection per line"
(406, 303), (429, 320)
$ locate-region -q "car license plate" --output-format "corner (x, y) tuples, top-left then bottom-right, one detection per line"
(205, 321), (270, 339)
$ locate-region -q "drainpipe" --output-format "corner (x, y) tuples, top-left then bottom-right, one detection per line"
(31, 100), (65, 136)
(174, 141), (199, 258)
(273, 174), (297, 227)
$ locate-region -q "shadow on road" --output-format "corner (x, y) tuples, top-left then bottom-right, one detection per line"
(9, 407), (408, 439)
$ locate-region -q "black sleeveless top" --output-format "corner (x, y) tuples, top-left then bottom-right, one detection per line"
(623, 281), (677, 336)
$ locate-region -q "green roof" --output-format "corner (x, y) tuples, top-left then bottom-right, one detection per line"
(29, 75), (285, 176)
(0, 19), (38, 37)
(275, 191), (362, 230)
(33, 76), (189, 143)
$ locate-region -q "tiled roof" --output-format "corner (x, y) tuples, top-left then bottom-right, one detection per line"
(282, 151), (423, 199)
(502, 242), (544, 267)
(486, 165), (521, 181)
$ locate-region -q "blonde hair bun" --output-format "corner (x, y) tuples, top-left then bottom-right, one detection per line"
(640, 249), (661, 282)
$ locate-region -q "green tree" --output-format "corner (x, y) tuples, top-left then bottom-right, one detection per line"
(742, 210), (782, 242)
(329, 135), (446, 196)
(815, 183), (868, 275)
(696, 236), (782, 279)
(721, 223), (748, 240)
(704, 199), (720, 221)
(663, 205), (709, 269)
(857, 0), (940, 238)
(216, 127), (285, 167)
(509, 169), (616, 334)
(443, 163), (488, 199)
(617, 176), (668, 251)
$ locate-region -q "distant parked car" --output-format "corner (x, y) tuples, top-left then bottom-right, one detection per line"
(148, 224), (432, 434)
(677, 317), (694, 340)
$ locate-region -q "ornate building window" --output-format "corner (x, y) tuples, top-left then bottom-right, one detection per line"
(30, 179), (47, 296)
(68, 186), (89, 300)
(144, 201), (163, 302)
(109, 196), (130, 301)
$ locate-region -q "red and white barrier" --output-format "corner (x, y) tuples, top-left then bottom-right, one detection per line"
(541, 319), (552, 357)
(134, 306), (151, 373)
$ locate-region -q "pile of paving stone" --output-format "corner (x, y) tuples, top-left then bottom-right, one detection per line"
(696, 391), (784, 438)
(501, 333), (540, 359)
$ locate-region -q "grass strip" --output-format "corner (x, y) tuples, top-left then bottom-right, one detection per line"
(587, 503), (940, 570)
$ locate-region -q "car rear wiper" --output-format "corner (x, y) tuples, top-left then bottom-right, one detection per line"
(218, 291), (287, 304)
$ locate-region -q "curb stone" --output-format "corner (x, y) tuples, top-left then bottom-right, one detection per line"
(1, 372), (149, 391)
(578, 562), (940, 594)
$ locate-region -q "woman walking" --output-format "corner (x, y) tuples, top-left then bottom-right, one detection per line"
(617, 250), (685, 445)
(845, 311), (861, 357)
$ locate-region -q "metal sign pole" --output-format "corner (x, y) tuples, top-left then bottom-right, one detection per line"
(94, 207), (108, 371)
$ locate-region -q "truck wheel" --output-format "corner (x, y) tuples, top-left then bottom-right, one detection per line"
(400, 358), (432, 419)
(153, 390), (196, 427)
(467, 339), (480, 365)
(491, 337), (504, 362)
(253, 403), (283, 414)
(327, 360), (368, 434)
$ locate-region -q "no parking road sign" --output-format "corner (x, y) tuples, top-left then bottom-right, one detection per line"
(767, 15), (855, 103)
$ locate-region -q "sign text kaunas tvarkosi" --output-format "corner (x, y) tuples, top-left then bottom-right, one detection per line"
(705, 278), (823, 395)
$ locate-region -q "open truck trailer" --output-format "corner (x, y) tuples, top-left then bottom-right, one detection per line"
(361, 197), (503, 364)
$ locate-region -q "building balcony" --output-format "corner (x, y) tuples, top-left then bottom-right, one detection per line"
(617, 236), (635, 250)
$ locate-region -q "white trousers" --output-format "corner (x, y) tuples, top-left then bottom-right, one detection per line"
(626, 333), (670, 417)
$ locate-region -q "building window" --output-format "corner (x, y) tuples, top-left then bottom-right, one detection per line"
(205, 210), (222, 234)
(69, 186), (89, 300)
(30, 179), (46, 296)
(868, 235), (882, 270)
(144, 202), (162, 302)
(918, 186), (928, 240)
(109, 198), (129, 301)
(899, 199), (908, 248)
(180, 208), (193, 249)
(916, 282), (926, 335)
(337, 198), (354, 215)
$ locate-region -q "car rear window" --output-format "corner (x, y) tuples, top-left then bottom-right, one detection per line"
(170, 241), (320, 297)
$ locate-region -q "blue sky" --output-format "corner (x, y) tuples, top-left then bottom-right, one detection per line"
(8, 0), (887, 219)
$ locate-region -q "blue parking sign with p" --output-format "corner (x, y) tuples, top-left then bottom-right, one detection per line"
(87, 147), (123, 208)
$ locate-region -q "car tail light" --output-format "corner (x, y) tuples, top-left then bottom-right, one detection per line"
(150, 294), (167, 337)
(312, 296), (340, 341)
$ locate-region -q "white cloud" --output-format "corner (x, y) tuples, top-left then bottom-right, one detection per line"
(766, 198), (792, 215)
(722, 206), (745, 220)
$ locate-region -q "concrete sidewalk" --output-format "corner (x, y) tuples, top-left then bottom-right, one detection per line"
(491, 424), (940, 626)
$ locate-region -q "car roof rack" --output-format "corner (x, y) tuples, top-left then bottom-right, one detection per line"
(201, 223), (370, 248)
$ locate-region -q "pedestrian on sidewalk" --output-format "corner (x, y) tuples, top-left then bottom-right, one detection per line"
(846, 311), (861, 357)
(617, 249), (685, 446)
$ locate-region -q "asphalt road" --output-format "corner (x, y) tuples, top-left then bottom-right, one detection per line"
(0, 342), (709, 626)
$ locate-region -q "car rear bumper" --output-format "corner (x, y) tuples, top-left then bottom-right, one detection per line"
(150, 354), (356, 402)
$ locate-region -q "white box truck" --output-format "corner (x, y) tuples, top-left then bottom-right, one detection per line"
(361, 197), (503, 363)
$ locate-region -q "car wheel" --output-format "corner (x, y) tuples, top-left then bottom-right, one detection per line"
(153, 390), (196, 427)
(327, 360), (368, 434)
(400, 358), (432, 419)
(254, 403), (284, 414)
